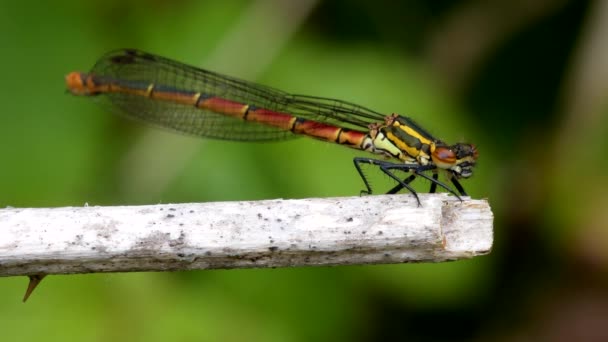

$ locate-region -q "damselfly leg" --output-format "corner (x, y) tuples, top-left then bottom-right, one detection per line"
(390, 171), (468, 197)
(387, 174), (417, 195)
(353, 157), (463, 206)
(450, 177), (467, 196)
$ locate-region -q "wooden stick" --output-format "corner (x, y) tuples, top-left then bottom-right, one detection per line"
(0, 194), (493, 299)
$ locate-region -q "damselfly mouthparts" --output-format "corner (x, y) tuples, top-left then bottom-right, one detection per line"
(66, 49), (478, 205)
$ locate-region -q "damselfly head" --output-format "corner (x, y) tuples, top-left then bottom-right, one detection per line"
(431, 143), (478, 178)
(452, 143), (478, 178)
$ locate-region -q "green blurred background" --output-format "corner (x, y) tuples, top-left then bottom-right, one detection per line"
(1, 0), (607, 340)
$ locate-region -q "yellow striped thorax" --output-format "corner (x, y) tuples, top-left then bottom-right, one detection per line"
(369, 114), (478, 178)
(368, 114), (433, 164)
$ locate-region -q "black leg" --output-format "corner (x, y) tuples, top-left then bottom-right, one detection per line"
(353, 158), (375, 195)
(386, 174), (416, 194)
(382, 163), (460, 198)
(413, 170), (462, 201)
(450, 177), (467, 196)
(379, 165), (421, 205)
(353, 157), (424, 206)
(352, 158), (465, 205)
(429, 172), (438, 193)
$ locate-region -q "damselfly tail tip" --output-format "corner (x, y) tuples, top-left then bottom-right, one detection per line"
(65, 71), (89, 95)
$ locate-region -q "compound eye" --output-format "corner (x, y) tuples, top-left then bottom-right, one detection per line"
(433, 146), (456, 164)
(455, 144), (478, 160)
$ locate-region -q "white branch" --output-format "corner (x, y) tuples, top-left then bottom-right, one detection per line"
(0, 194), (493, 277)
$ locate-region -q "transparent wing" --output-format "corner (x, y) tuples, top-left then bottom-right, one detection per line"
(90, 49), (386, 141)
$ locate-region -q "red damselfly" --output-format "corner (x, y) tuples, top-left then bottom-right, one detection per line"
(66, 49), (478, 204)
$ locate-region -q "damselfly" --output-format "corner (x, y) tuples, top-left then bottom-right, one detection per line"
(66, 49), (478, 204)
